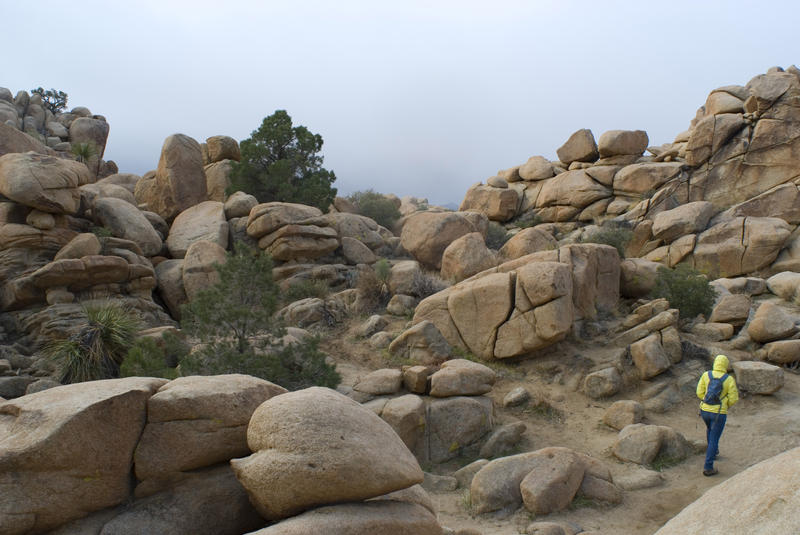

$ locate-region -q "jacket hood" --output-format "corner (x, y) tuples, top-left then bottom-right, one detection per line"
(713, 354), (729, 373)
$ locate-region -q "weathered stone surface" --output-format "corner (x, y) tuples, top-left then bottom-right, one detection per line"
(766, 271), (800, 301)
(536, 170), (611, 210)
(583, 367), (622, 399)
(134, 375), (286, 487)
(613, 162), (683, 195)
(342, 236), (377, 264)
(354, 369), (403, 395)
(205, 135), (241, 163)
(246, 202), (322, 239)
(519, 447), (585, 515)
(630, 334), (671, 379)
(732, 361), (784, 394)
(603, 400), (644, 431)
(137, 134), (207, 221)
(429, 359), (496, 397)
(381, 394), (426, 453)
(54, 232), (102, 261)
(719, 183), (800, 224)
(652, 201), (714, 243)
(0, 378), (167, 534)
(98, 465), (263, 535)
(0, 152), (91, 214)
(167, 201), (228, 259)
(747, 302), (797, 343)
(224, 191), (258, 219)
(230, 387), (423, 520)
(426, 396), (493, 463)
(460, 184), (519, 222)
(246, 501), (442, 535)
(479, 421), (526, 459)
(556, 129), (598, 164)
(693, 217), (791, 278)
(94, 197), (162, 256)
(388, 320), (452, 365)
(498, 227), (557, 261)
(401, 211), (487, 270)
(692, 322), (734, 342)
(519, 156), (554, 180)
(387, 294), (417, 316)
(620, 258), (662, 298)
(612, 424), (689, 465)
(440, 232), (496, 283)
(181, 240), (227, 301)
(259, 223), (339, 262)
(155, 259), (187, 319)
(503, 386), (530, 407)
(598, 129), (648, 157)
(764, 340), (800, 364)
(654, 447), (800, 535)
(204, 160), (232, 202)
(402, 366), (431, 394)
(0, 123), (56, 158)
(470, 452), (542, 514)
(709, 294), (751, 326)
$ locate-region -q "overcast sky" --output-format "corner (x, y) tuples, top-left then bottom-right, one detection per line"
(4, 1), (800, 205)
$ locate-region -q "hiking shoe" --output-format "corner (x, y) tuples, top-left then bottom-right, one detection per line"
(703, 469), (718, 476)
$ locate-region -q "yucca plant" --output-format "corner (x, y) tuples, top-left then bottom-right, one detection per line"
(45, 303), (140, 384)
(70, 141), (98, 164)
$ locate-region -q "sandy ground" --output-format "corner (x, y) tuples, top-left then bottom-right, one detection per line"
(321, 316), (800, 535)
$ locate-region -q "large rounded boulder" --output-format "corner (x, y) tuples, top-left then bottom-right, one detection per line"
(230, 387), (423, 520)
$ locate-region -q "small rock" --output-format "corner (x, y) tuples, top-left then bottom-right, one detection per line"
(503, 387), (530, 407)
(614, 468), (664, 490)
(479, 421), (526, 459)
(764, 340), (800, 364)
(732, 361), (784, 394)
(369, 331), (393, 349)
(583, 367), (622, 399)
(422, 472), (458, 492)
(402, 365), (432, 394)
(25, 378), (61, 395)
(357, 314), (388, 338)
(603, 400), (644, 431)
(429, 359), (495, 397)
(454, 459), (489, 489)
(487, 176), (508, 189)
(747, 302), (797, 343)
(386, 294), (417, 316)
(353, 369), (403, 395)
(692, 322), (734, 341)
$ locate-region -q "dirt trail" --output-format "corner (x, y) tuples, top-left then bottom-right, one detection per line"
(323, 320), (800, 534)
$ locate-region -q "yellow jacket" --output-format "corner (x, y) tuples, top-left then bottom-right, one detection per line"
(697, 354), (739, 414)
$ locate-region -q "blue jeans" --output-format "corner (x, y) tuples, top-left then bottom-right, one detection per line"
(701, 410), (727, 471)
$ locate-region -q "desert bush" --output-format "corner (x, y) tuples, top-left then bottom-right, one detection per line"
(580, 221), (633, 258)
(485, 222), (510, 250)
(650, 264), (717, 319)
(374, 257), (391, 284)
(411, 270), (449, 298)
(348, 189), (401, 229)
(180, 336), (339, 390)
(121, 333), (187, 380)
(45, 303), (139, 383)
(356, 265), (390, 312)
(512, 211), (542, 229)
(90, 225), (113, 238)
(70, 141), (98, 164)
(180, 242), (339, 389)
(283, 278), (330, 304)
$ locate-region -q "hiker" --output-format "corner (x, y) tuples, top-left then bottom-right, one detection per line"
(696, 354), (739, 476)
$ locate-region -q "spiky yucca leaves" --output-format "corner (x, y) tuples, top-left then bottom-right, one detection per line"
(46, 304), (140, 384)
(70, 141), (98, 164)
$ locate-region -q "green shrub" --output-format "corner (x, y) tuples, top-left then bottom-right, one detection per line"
(348, 189), (402, 229)
(180, 337), (339, 391)
(45, 303), (139, 383)
(121, 331), (188, 379)
(90, 226), (113, 238)
(580, 222), (633, 258)
(485, 222), (509, 250)
(650, 264), (717, 319)
(283, 278), (330, 304)
(70, 141), (98, 164)
(374, 258), (391, 283)
(512, 212), (542, 229)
